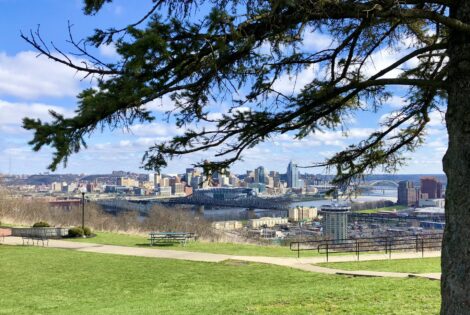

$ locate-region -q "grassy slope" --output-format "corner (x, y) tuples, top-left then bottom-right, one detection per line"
(0, 246), (439, 315)
(68, 231), (322, 257)
(355, 205), (409, 214)
(318, 257), (441, 274)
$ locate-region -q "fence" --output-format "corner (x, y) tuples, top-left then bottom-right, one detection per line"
(290, 233), (443, 261)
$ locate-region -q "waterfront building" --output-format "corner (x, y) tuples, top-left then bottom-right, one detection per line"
(212, 221), (243, 230)
(247, 217), (288, 228)
(158, 186), (172, 197)
(419, 198), (445, 208)
(289, 207), (317, 222)
(51, 182), (62, 192)
(321, 204), (351, 241)
(397, 180), (419, 206)
(117, 177), (138, 187)
(420, 177), (442, 199)
(171, 182), (185, 195)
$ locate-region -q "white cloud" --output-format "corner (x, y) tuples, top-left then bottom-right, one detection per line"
(0, 99), (75, 133)
(0, 51), (83, 99)
(363, 48), (404, 79)
(143, 96), (176, 113)
(271, 128), (375, 151)
(129, 122), (182, 137)
(272, 64), (319, 95)
(428, 110), (445, 127)
(384, 95), (407, 109)
(302, 30), (333, 51)
(311, 128), (375, 144)
(206, 112), (223, 120)
(3, 146), (32, 157)
(426, 127), (446, 136)
(99, 43), (119, 59)
(119, 140), (132, 147)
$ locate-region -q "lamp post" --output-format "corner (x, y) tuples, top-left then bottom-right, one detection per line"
(298, 206), (304, 240)
(80, 187), (86, 231)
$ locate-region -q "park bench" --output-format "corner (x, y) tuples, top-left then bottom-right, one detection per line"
(148, 232), (196, 246)
(18, 228), (53, 247)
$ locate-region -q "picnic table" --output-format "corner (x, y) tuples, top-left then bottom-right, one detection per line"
(148, 232), (196, 246)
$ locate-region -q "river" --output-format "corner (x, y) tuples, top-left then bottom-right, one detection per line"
(198, 188), (398, 221)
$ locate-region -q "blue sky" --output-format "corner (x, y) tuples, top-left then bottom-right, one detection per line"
(0, 0), (448, 175)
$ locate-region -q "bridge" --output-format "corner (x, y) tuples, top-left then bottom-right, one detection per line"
(366, 180), (399, 187)
(96, 195), (292, 213)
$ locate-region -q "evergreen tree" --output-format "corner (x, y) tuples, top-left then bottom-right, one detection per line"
(21, 1), (470, 313)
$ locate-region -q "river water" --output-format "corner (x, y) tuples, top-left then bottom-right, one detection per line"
(199, 188), (398, 221)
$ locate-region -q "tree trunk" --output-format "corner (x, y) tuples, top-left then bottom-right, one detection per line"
(441, 1), (470, 313)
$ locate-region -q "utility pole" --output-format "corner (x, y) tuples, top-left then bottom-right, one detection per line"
(80, 187), (86, 231)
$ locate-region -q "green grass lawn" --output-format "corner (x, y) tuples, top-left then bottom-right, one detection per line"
(317, 257), (441, 274)
(68, 231), (323, 257)
(0, 246), (440, 314)
(355, 205), (409, 214)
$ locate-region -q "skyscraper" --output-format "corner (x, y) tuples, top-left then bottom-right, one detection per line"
(287, 161), (299, 188)
(254, 166), (266, 184)
(397, 180), (419, 206)
(420, 177), (442, 199)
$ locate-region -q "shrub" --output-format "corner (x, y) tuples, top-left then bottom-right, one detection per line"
(33, 221), (50, 227)
(68, 227), (84, 237)
(83, 226), (92, 236)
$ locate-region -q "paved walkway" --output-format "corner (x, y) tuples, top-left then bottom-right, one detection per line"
(1, 237), (441, 280)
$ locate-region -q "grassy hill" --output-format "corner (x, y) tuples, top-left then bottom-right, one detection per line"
(0, 246), (439, 314)
(318, 257), (441, 274)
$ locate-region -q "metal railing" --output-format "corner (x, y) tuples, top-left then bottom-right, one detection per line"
(290, 233), (443, 261)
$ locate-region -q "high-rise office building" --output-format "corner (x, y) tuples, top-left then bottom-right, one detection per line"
(117, 177), (138, 187)
(191, 176), (203, 189)
(154, 173), (161, 188)
(255, 166), (266, 184)
(420, 177), (442, 199)
(397, 180), (419, 206)
(287, 161), (299, 188)
(171, 182), (184, 195)
(160, 177), (170, 187)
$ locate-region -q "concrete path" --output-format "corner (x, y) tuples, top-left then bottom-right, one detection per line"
(1, 237), (441, 280)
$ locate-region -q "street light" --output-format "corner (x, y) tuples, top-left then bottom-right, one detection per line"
(79, 187), (86, 231)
